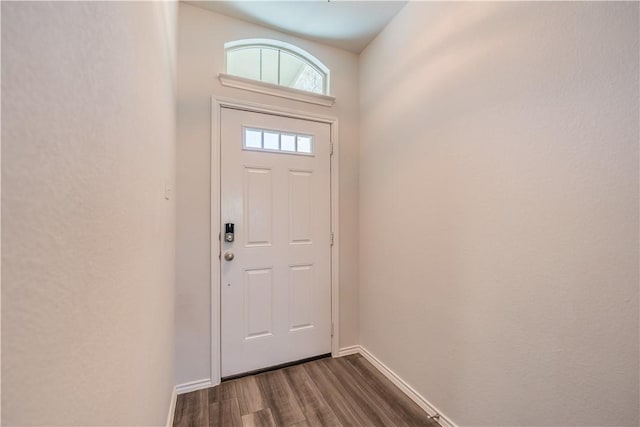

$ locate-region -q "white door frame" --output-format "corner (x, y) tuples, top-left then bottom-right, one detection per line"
(210, 96), (340, 385)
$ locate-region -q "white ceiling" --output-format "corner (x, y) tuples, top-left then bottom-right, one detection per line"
(184, 1), (407, 53)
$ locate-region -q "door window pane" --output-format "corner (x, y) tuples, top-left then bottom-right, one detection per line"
(296, 136), (312, 153)
(292, 65), (324, 94)
(227, 48), (261, 81)
(279, 51), (307, 88)
(281, 134), (296, 152)
(245, 129), (262, 149)
(263, 132), (279, 150)
(261, 48), (279, 85)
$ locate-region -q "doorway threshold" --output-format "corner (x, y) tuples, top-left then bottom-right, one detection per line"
(221, 353), (331, 382)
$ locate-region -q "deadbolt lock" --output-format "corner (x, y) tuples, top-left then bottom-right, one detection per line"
(224, 223), (235, 242)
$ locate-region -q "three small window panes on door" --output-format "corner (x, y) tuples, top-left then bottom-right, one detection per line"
(244, 127), (313, 155)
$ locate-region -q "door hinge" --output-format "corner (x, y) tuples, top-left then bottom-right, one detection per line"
(330, 143), (334, 156)
(331, 323), (334, 337)
(330, 232), (334, 246)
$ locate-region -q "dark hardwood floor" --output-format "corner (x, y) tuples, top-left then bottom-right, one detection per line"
(174, 353), (439, 427)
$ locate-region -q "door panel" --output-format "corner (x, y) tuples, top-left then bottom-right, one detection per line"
(289, 264), (314, 331)
(244, 267), (273, 339)
(220, 108), (331, 377)
(244, 167), (272, 246)
(289, 171), (313, 244)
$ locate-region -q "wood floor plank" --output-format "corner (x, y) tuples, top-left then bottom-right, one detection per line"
(345, 354), (438, 426)
(195, 390), (210, 427)
(334, 355), (429, 427)
(321, 357), (399, 426)
(209, 379), (237, 405)
(303, 358), (373, 426)
(241, 408), (277, 427)
(172, 393), (193, 427)
(174, 390), (209, 427)
(233, 376), (267, 415)
(210, 398), (242, 427)
(255, 369), (306, 426)
(282, 364), (342, 427)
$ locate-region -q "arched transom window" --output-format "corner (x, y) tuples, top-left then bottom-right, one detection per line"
(225, 39), (330, 95)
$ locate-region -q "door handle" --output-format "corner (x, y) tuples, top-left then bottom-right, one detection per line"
(224, 251), (234, 261)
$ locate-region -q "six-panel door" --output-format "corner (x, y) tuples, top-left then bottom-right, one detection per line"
(220, 108), (331, 377)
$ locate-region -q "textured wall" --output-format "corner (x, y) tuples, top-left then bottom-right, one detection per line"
(2, 2), (177, 425)
(176, 3), (360, 386)
(359, 2), (639, 426)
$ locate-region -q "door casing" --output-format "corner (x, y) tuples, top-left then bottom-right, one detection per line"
(210, 96), (340, 386)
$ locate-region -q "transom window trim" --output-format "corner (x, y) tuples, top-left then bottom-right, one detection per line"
(224, 39), (330, 96)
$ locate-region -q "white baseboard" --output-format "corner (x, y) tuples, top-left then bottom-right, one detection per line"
(166, 387), (177, 427)
(176, 378), (213, 395)
(336, 344), (361, 357)
(337, 345), (458, 427)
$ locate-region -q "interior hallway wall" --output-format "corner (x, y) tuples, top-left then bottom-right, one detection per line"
(358, 2), (639, 426)
(2, 1), (177, 425)
(176, 3), (359, 386)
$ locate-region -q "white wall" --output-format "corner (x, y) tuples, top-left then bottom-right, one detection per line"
(359, 2), (639, 426)
(2, 2), (177, 425)
(176, 3), (359, 386)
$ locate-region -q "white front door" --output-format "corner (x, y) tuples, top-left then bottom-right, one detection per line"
(220, 107), (332, 377)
